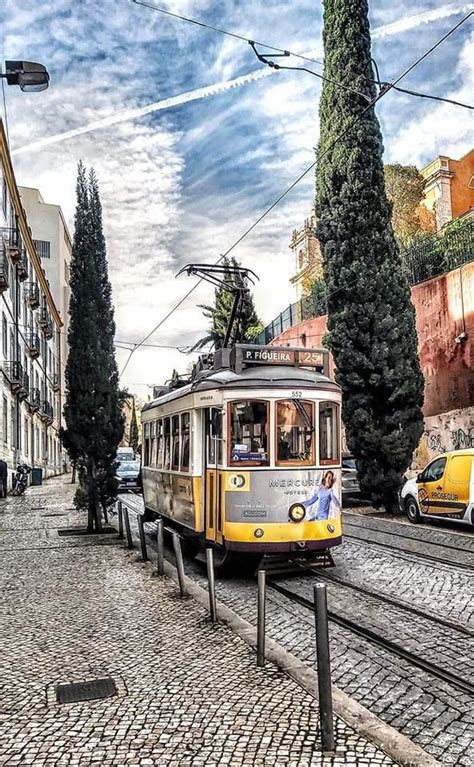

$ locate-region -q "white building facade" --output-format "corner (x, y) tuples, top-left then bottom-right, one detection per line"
(0, 120), (64, 485)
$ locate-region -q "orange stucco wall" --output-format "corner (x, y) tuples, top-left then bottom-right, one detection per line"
(273, 262), (474, 418)
(450, 150), (474, 220)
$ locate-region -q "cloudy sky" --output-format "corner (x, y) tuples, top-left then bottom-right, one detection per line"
(1, 0), (473, 398)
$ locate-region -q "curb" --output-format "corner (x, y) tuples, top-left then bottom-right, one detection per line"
(117, 518), (442, 767)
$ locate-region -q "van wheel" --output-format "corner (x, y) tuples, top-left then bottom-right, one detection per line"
(405, 496), (421, 523)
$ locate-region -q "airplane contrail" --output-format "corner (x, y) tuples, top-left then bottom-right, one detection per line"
(12, 1), (473, 157)
(372, 1), (474, 38)
(11, 68), (272, 156)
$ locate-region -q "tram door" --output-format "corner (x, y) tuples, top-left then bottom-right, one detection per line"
(205, 408), (223, 544)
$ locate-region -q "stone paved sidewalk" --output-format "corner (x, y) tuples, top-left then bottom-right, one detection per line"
(0, 478), (398, 766)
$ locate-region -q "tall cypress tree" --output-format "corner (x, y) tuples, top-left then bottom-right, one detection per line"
(315, 0), (424, 511)
(62, 162), (123, 530)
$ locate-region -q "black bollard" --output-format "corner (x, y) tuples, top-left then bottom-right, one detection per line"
(314, 583), (335, 753)
(257, 568), (266, 667)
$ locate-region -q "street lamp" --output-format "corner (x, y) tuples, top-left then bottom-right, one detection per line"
(1, 60), (50, 92)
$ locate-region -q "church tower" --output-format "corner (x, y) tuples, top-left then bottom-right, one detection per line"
(289, 207), (323, 298)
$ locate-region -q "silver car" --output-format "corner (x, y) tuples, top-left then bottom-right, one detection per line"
(116, 452), (141, 490)
(341, 455), (361, 498)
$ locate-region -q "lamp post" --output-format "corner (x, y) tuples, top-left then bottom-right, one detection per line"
(1, 61), (50, 92)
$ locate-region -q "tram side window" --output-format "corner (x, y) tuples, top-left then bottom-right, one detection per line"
(150, 421), (157, 466)
(144, 423), (150, 466)
(319, 402), (339, 465)
(163, 418), (171, 470)
(180, 413), (190, 472)
(156, 420), (163, 469)
(171, 415), (180, 471)
(276, 400), (315, 465)
(229, 401), (269, 466)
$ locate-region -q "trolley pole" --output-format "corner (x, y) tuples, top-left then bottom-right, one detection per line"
(206, 548), (217, 623)
(156, 517), (164, 576)
(172, 532), (187, 597)
(257, 568), (266, 667)
(313, 583), (335, 753)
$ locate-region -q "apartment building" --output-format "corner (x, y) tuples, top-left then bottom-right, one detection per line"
(0, 119), (63, 485)
(19, 186), (72, 433)
(421, 149), (474, 230)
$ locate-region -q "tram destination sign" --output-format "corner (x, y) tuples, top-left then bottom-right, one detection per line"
(234, 344), (328, 374)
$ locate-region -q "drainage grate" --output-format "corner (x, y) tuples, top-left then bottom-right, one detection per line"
(58, 526), (116, 536)
(56, 677), (117, 704)
(42, 512), (67, 518)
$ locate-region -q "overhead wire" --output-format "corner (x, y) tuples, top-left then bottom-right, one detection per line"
(120, 10), (473, 376)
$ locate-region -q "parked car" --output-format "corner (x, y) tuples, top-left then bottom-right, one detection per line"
(341, 454), (361, 498)
(116, 448), (141, 490)
(400, 449), (474, 525)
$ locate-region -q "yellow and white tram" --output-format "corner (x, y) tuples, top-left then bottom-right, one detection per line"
(141, 344), (342, 566)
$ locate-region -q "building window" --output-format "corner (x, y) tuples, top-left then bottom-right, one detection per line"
(24, 418), (28, 456)
(2, 177), (7, 218)
(2, 397), (7, 444)
(34, 240), (51, 259)
(2, 314), (7, 358)
(11, 405), (16, 449)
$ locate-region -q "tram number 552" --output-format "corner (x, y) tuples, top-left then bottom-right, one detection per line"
(291, 391), (303, 398)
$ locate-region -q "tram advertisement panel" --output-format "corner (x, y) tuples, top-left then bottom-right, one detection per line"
(224, 469), (341, 524)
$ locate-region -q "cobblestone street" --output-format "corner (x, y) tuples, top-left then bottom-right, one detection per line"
(128, 499), (473, 766)
(0, 478), (402, 767)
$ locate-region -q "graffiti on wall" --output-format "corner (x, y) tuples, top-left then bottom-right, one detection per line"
(412, 408), (474, 470)
(451, 427), (474, 450)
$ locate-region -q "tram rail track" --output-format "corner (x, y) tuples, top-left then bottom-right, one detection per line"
(313, 569), (474, 637)
(269, 581), (474, 698)
(344, 515), (474, 551)
(342, 525), (473, 571)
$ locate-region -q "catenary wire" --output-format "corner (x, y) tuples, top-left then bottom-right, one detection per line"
(119, 11), (472, 375)
(131, 1), (473, 109)
(130, 0), (325, 66)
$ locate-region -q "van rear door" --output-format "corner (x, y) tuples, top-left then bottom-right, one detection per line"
(444, 454), (473, 522)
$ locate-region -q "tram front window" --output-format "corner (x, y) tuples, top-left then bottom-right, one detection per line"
(276, 400), (315, 465)
(230, 401), (268, 466)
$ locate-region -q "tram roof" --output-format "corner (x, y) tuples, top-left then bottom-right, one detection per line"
(142, 365), (340, 412)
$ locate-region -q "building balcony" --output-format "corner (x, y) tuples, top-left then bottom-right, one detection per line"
(51, 372), (60, 392)
(25, 282), (40, 309)
(17, 249), (29, 281)
(40, 400), (54, 424)
(1, 227), (21, 261)
(27, 332), (40, 358)
(29, 388), (41, 412)
(0, 252), (10, 293)
(38, 307), (54, 338)
(3, 361), (27, 398)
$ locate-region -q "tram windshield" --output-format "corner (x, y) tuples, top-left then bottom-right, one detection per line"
(276, 400), (314, 465)
(229, 400), (269, 466)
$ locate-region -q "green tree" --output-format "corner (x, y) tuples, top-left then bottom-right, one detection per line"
(61, 162), (124, 531)
(194, 257), (263, 349)
(129, 398), (139, 454)
(384, 163), (435, 243)
(315, 0), (424, 511)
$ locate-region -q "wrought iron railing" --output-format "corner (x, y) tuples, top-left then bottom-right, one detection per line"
(255, 220), (474, 345)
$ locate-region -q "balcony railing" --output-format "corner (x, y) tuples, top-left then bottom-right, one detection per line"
(3, 361), (27, 398)
(27, 332), (40, 358)
(0, 227), (21, 261)
(17, 249), (29, 281)
(38, 307), (54, 338)
(25, 282), (40, 309)
(40, 400), (54, 424)
(29, 388), (41, 412)
(255, 220), (474, 345)
(0, 251), (10, 292)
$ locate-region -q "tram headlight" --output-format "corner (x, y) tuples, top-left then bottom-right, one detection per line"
(289, 503), (306, 522)
(254, 528), (264, 538)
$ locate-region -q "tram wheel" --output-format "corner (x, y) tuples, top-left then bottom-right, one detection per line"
(405, 496), (421, 524)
